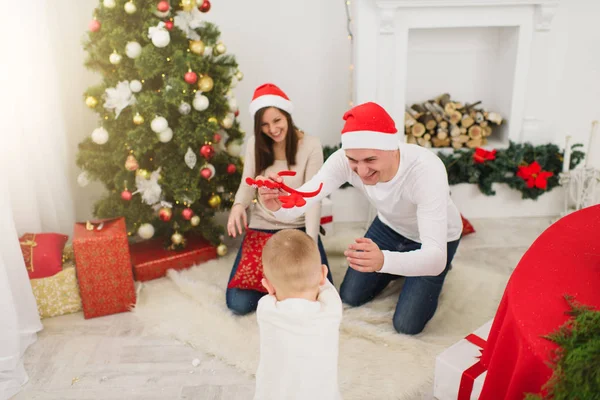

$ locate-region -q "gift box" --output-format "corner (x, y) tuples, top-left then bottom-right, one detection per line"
(434, 319), (493, 400)
(130, 235), (217, 282)
(320, 196), (334, 235)
(73, 218), (136, 319)
(29, 264), (82, 319)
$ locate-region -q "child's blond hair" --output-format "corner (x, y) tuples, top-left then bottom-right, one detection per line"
(262, 229), (322, 295)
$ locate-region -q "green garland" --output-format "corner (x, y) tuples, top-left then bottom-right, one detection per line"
(323, 142), (585, 200)
(525, 296), (600, 400)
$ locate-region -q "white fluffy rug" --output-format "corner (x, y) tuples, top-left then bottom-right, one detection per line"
(133, 230), (510, 400)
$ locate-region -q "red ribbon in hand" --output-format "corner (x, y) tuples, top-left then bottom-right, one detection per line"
(246, 170), (323, 209)
(457, 333), (488, 400)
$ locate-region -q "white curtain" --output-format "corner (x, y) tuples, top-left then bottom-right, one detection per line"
(0, 1), (76, 398)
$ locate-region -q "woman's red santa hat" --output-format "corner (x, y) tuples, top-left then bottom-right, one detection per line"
(341, 102), (399, 150)
(248, 83), (294, 118)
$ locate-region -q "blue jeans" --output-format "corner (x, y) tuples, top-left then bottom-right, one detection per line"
(339, 217), (460, 335)
(226, 227), (332, 315)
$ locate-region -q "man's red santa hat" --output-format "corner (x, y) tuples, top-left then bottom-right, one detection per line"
(248, 83), (294, 118)
(341, 102), (399, 150)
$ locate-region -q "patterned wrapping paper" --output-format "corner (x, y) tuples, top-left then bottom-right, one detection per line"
(29, 264), (82, 319)
(72, 218), (136, 319)
(227, 229), (273, 293)
(130, 235), (217, 282)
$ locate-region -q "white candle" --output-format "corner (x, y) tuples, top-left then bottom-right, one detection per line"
(585, 121), (598, 168)
(562, 135), (572, 173)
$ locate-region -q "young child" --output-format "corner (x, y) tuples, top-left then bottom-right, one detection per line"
(254, 229), (343, 400)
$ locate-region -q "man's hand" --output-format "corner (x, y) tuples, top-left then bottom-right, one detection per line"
(344, 238), (384, 273)
(255, 173), (285, 212)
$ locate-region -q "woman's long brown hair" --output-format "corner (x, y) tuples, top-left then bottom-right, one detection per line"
(254, 107), (299, 174)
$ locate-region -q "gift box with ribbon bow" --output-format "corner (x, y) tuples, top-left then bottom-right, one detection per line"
(434, 319), (492, 400)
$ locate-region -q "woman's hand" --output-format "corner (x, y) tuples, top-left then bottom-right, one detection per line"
(227, 204), (248, 238)
(255, 173), (285, 212)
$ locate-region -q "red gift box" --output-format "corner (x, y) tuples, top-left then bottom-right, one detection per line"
(130, 235), (217, 282)
(73, 218), (136, 319)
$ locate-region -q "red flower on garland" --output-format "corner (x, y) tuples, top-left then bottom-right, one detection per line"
(473, 148), (497, 164)
(516, 161), (554, 190)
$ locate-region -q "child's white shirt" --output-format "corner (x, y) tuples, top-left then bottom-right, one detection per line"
(254, 280), (343, 400)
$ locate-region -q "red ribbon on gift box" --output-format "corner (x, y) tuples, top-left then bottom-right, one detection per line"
(320, 216), (333, 225)
(457, 333), (488, 400)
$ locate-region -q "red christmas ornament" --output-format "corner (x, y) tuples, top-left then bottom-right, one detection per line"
(213, 133), (222, 143)
(89, 19), (101, 32)
(234, 109), (240, 117)
(198, 0), (211, 12)
(157, 1), (170, 12)
(165, 20), (174, 30)
(182, 208), (194, 220)
(184, 71), (198, 84)
(200, 144), (215, 160)
(158, 207), (173, 222)
(121, 190), (133, 201)
(200, 167), (212, 179)
(227, 163), (237, 175)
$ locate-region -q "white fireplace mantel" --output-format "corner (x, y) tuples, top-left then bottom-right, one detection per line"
(353, 0), (560, 148)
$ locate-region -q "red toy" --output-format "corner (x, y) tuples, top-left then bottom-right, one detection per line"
(246, 170), (323, 209)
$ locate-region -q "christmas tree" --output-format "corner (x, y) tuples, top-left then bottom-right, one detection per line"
(76, 0), (245, 251)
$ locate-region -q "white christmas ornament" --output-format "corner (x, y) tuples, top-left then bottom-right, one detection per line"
(124, 1), (137, 14)
(109, 52), (122, 65)
(203, 46), (213, 57)
(184, 147), (197, 169)
(104, 81), (136, 118)
(178, 102), (191, 115)
(193, 94), (209, 111)
(138, 223), (155, 239)
(222, 114), (234, 129)
(173, 8), (205, 41)
(133, 168), (163, 205)
(103, 0), (116, 8)
(91, 127), (109, 145)
(151, 116), (169, 133)
(158, 127), (173, 143)
(125, 41), (142, 59)
(129, 80), (142, 93)
(148, 22), (170, 48)
(227, 141), (242, 157)
(227, 97), (238, 112)
(77, 171), (90, 187)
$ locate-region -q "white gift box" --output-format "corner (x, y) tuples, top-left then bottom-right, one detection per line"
(434, 319), (493, 400)
(320, 196), (334, 235)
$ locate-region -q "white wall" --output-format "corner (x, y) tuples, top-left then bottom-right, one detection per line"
(51, 0), (599, 221)
(53, 0), (351, 221)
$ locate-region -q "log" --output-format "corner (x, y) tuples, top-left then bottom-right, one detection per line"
(406, 134), (417, 144)
(435, 93), (450, 105)
(411, 123), (426, 138)
(468, 124), (483, 139)
(436, 128), (448, 140)
(487, 112), (503, 125)
(482, 126), (492, 137)
(454, 134), (469, 144)
(411, 104), (427, 114)
(475, 112), (485, 123)
(460, 127), (467, 135)
(423, 133), (432, 141)
(451, 140), (464, 149)
(420, 113), (437, 131)
(432, 102), (446, 117)
(466, 138), (482, 149)
(406, 106), (421, 119)
(424, 102), (444, 123)
(432, 137), (451, 147)
(404, 112), (417, 127)
(461, 115), (475, 129)
(449, 111), (462, 125)
(479, 121), (488, 128)
(450, 125), (461, 137)
(438, 120), (448, 129)
(417, 137), (432, 148)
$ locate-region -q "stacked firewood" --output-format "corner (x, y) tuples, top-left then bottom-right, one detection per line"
(404, 93), (503, 149)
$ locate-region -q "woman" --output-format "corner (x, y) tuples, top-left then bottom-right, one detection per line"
(225, 83), (331, 315)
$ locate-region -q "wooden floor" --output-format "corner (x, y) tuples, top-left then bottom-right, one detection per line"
(12, 218), (553, 400)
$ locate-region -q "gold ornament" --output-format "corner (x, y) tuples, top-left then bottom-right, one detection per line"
(214, 42), (226, 55)
(208, 194), (221, 208)
(189, 40), (205, 55)
(198, 75), (214, 92)
(85, 96), (98, 108)
(171, 232), (184, 245)
(190, 215), (200, 226)
(181, 0), (196, 12)
(136, 169), (150, 179)
(208, 117), (218, 125)
(133, 112), (144, 125)
(125, 154), (139, 171)
(235, 71), (244, 81)
(216, 243), (228, 257)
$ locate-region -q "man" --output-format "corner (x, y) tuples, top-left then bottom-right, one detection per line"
(256, 102), (462, 334)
